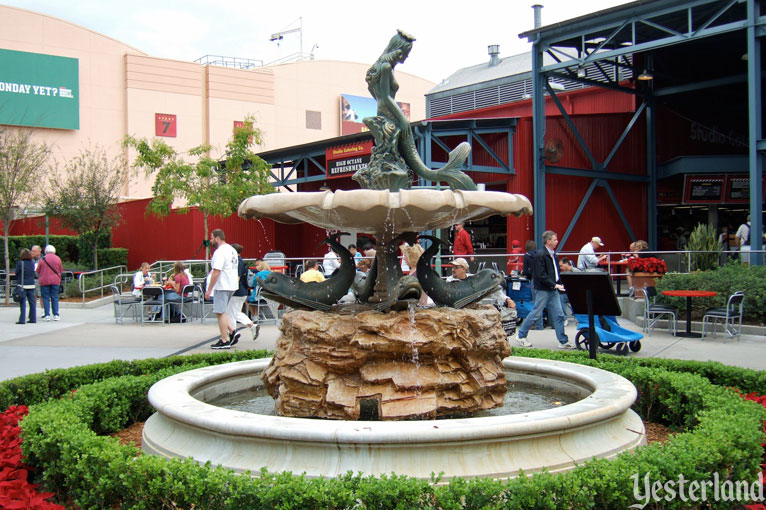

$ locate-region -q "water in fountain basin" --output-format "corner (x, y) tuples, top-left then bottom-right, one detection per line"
(207, 378), (579, 418)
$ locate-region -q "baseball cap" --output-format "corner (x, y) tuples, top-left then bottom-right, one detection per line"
(512, 239), (521, 247)
(591, 236), (604, 247)
(453, 258), (469, 269)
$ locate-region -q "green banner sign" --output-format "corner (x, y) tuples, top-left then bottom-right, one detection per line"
(0, 48), (79, 130)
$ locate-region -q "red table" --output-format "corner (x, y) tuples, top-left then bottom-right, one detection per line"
(661, 290), (718, 338)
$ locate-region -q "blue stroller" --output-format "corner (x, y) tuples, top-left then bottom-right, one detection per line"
(573, 314), (643, 355)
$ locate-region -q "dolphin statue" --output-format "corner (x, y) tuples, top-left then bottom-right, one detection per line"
(415, 235), (504, 309)
(257, 232), (356, 311)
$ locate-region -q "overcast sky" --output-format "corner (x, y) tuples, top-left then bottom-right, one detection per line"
(4, 0), (631, 83)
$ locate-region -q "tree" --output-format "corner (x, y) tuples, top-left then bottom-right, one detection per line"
(124, 115), (273, 258)
(43, 145), (124, 270)
(0, 127), (50, 304)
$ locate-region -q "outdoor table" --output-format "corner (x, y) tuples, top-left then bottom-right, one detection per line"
(598, 260), (630, 295)
(661, 289), (718, 338)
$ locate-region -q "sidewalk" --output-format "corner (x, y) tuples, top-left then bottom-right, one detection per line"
(0, 302), (764, 382)
(0, 303), (280, 381)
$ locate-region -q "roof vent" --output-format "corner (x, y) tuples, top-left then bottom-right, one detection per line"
(488, 44), (501, 67)
(532, 4), (543, 29)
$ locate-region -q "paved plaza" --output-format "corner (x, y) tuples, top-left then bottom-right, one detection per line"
(0, 299), (764, 382)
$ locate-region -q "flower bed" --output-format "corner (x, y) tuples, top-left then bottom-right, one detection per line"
(1, 350), (763, 509)
(0, 405), (63, 510)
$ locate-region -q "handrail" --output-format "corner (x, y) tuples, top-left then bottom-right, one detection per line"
(77, 265), (129, 304)
(141, 248), (765, 285)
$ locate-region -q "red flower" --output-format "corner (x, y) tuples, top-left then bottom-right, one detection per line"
(628, 257), (668, 275)
(0, 406), (66, 510)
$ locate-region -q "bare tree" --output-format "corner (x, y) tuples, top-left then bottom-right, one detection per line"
(43, 145), (125, 270)
(0, 127), (50, 304)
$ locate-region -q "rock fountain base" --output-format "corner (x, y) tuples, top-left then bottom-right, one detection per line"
(263, 306), (511, 420)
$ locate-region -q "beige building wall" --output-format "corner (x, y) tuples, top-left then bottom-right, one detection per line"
(0, 5), (435, 200)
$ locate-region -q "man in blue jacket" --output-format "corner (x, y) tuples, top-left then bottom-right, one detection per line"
(513, 230), (573, 349)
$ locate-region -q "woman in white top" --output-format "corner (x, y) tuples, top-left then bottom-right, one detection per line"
(132, 262), (153, 298)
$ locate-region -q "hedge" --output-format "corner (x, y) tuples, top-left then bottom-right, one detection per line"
(657, 261), (766, 324)
(10, 350), (765, 510)
(0, 235), (80, 267)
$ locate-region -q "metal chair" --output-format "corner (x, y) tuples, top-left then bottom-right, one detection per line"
(140, 286), (168, 324)
(702, 291), (745, 340)
(174, 284), (197, 323)
(642, 286), (677, 336)
(249, 286), (280, 325)
(111, 284), (140, 323)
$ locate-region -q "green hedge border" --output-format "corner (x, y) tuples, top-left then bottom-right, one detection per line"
(7, 350), (766, 510)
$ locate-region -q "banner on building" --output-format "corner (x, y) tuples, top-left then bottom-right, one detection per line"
(0, 49), (79, 130)
(326, 140), (373, 178)
(339, 93), (411, 136)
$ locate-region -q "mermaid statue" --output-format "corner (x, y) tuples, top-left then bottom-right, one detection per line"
(353, 30), (477, 192)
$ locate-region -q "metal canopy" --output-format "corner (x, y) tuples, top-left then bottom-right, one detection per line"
(520, 0), (764, 263)
(258, 118), (517, 189)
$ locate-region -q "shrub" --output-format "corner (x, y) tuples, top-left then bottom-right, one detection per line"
(657, 261), (766, 324)
(77, 230), (112, 268)
(0, 235), (79, 267)
(687, 222), (721, 271)
(95, 248), (128, 268)
(13, 352), (766, 510)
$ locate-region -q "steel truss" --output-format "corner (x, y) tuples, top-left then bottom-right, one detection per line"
(521, 0), (763, 263)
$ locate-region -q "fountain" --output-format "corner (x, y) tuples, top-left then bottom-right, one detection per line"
(142, 30), (645, 480)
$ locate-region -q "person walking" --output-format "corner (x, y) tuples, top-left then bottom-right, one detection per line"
(521, 240), (544, 330)
(513, 230), (572, 349)
(226, 243), (259, 340)
(36, 245), (63, 321)
(452, 222), (474, 263)
(14, 248), (36, 324)
(205, 229), (240, 349)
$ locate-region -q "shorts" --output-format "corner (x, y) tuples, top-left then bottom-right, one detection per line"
(213, 290), (233, 314)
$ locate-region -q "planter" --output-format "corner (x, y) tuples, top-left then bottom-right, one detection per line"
(632, 273), (663, 298)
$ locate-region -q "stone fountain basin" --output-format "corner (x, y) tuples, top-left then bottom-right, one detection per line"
(143, 356), (645, 480)
(237, 189), (533, 234)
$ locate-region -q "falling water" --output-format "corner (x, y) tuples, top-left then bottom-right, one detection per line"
(407, 300), (419, 364)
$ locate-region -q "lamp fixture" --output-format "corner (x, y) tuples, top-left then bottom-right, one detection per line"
(637, 69), (653, 81)
(319, 182), (331, 192)
(577, 66), (587, 78)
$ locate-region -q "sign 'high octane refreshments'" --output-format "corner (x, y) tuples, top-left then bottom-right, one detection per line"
(325, 140), (373, 178)
(0, 48), (79, 130)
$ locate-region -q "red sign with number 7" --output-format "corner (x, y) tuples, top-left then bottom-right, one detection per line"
(155, 113), (177, 137)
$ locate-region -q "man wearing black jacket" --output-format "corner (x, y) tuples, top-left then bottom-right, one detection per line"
(513, 230), (573, 349)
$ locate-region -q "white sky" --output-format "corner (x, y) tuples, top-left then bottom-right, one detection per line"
(3, 0), (631, 83)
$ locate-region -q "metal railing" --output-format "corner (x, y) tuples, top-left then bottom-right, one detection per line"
(138, 248), (764, 284)
(77, 265), (129, 304)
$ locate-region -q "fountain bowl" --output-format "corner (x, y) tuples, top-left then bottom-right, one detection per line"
(142, 356), (645, 480)
(238, 189), (532, 235)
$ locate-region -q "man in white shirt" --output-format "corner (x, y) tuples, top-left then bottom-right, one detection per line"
(577, 236), (607, 270)
(205, 229), (240, 349)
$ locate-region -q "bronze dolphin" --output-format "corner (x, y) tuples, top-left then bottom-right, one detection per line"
(257, 232), (356, 311)
(416, 235), (503, 309)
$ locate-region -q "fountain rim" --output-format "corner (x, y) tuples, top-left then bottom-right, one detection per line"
(147, 356), (637, 445)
